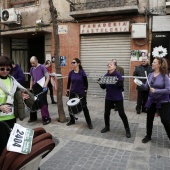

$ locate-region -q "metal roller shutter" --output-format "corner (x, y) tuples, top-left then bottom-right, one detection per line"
(80, 34), (131, 99)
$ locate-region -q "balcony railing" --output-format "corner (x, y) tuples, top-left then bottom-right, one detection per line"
(70, 0), (138, 12)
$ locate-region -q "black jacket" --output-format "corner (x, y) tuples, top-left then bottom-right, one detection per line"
(133, 64), (152, 91)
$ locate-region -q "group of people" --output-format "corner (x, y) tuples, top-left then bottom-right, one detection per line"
(1, 53), (170, 156)
(66, 56), (170, 145)
(0, 56), (57, 128)
(0, 56), (59, 155)
(66, 58), (131, 137)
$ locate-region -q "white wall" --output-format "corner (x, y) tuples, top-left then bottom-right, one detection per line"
(138, 0), (149, 14)
(53, 0), (73, 21)
(0, 0), (73, 28)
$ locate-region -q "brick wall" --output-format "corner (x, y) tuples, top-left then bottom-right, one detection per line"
(51, 23), (80, 95)
(129, 15), (149, 101)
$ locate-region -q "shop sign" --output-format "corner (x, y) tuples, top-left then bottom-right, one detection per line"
(80, 21), (130, 34)
(58, 25), (68, 34)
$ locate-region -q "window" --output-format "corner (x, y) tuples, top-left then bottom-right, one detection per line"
(10, 0), (39, 7)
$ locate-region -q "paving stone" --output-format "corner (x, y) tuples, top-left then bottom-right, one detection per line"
(17, 96), (170, 170)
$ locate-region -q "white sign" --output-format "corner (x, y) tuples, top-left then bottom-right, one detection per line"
(46, 54), (51, 61)
(7, 123), (34, 154)
(58, 25), (68, 34)
(80, 21), (130, 34)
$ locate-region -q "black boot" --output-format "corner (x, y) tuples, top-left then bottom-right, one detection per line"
(28, 111), (37, 122)
(142, 136), (151, 143)
(101, 127), (110, 133)
(125, 128), (131, 138)
(50, 94), (57, 104)
(88, 123), (93, 129)
(52, 101), (57, 104)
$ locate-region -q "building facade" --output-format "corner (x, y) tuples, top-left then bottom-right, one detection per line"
(0, 0), (169, 100)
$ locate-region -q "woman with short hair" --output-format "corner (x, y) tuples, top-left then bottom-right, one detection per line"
(99, 61), (131, 138)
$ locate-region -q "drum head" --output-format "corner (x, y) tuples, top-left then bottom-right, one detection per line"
(67, 98), (80, 106)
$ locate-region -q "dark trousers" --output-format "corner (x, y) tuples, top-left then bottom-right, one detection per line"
(48, 81), (56, 102)
(0, 122), (11, 156)
(4, 118), (16, 129)
(146, 103), (170, 139)
(68, 92), (92, 125)
(104, 99), (130, 129)
(136, 90), (149, 111)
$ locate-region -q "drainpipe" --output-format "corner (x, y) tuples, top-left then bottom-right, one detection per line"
(148, 15), (152, 62)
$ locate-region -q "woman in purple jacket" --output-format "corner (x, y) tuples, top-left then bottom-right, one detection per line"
(66, 58), (93, 129)
(140, 57), (170, 143)
(99, 61), (131, 138)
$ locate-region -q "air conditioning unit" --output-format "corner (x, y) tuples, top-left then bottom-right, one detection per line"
(1, 8), (21, 24)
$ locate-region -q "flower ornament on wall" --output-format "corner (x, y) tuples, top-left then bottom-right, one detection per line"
(152, 46), (168, 58)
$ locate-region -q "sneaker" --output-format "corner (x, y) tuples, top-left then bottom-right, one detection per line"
(43, 118), (51, 125)
(101, 127), (110, 133)
(88, 124), (93, 129)
(28, 119), (37, 123)
(52, 101), (57, 104)
(142, 136), (151, 143)
(66, 121), (75, 126)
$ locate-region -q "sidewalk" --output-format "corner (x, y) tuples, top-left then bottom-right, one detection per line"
(18, 95), (170, 170)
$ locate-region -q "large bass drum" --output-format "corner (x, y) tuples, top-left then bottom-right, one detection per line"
(67, 98), (82, 115)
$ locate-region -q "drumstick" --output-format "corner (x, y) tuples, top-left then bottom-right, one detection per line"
(145, 71), (150, 88)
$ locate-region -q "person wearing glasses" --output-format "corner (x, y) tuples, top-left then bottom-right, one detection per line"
(0, 56), (29, 128)
(133, 57), (152, 114)
(137, 57), (170, 143)
(44, 60), (57, 104)
(99, 61), (131, 138)
(66, 58), (93, 129)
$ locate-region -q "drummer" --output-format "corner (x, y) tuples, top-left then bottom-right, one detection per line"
(99, 60), (131, 138)
(66, 58), (93, 129)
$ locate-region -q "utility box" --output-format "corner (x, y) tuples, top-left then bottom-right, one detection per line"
(131, 23), (147, 39)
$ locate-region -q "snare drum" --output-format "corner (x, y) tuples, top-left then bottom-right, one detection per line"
(67, 98), (82, 115)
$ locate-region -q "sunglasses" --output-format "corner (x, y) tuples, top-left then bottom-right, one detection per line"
(0, 67), (11, 71)
(71, 62), (76, 64)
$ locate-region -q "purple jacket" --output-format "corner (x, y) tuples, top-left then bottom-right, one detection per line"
(12, 64), (25, 84)
(67, 70), (88, 94)
(104, 71), (123, 101)
(142, 73), (170, 108)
